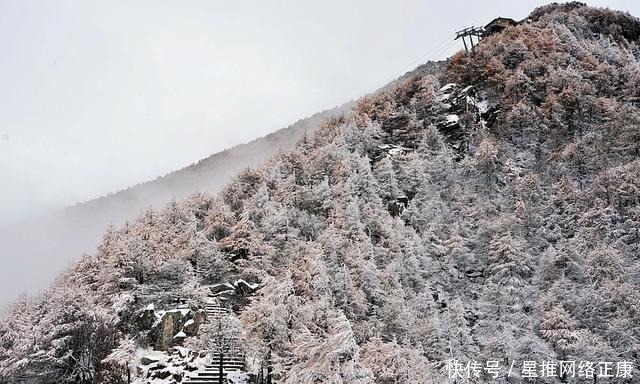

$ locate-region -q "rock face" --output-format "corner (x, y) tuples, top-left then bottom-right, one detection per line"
(138, 306), (206, 351)
(435, 83), (481, 151)
(173, 331), (187, 347)
(183, 310), (205, 336)
(205, 280), (263, 313)
(136, 305), (156, 330)
(158, 312), (180, 350)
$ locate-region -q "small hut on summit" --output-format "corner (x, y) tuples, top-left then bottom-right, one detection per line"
(456, 16), (518, 52)
(482, 17), (518, 36)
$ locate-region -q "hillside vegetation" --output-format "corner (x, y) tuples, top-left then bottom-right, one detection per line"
(0, 103), (349, 311)
(1, 3), (639, 383)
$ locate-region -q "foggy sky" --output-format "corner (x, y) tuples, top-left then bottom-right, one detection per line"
(1, 0), (639, 227)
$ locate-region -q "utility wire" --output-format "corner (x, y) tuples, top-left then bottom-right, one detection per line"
(375, 36), (460, 91)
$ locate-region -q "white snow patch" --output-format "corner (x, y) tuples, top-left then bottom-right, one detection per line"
(213, 289), (236, 297)
(140, 349), (164, 358)
(227, 371), (250, 384)
(141, 355), (160, 364)
(388, 147), (405, 156)
(476, 99), (489, 113)
(145, 303), (155, 311)
(166, 308), (191, 316)
(439, 83), (457, 93)
(465, 95), (475, 105)
(174, 346), (189, 358)
(437, 93), (452, 101)
(210, 282), (235, 291)
(445, 114), (460, 124)
(173, 331), (186, 339)
(235, 279), (261, 290)
(465, 95), (489, 114)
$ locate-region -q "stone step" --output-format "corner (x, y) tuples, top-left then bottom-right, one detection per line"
(203, 366), (243, 371)
(205, 309), (228, 314)
(204, 363), (244, 367)
(197, 370), (242, 377)
(205, 315), (229, 321)
(196, 372), (241, 378)
(205, 357), (244, 361)
(184, 370), (243, 383)
(206, 355), (244, 359)
(184, 357), (245, 383)
(204, 360), (243, 363)
(205, 309), (229, 315)
(205, 306), (228, 311)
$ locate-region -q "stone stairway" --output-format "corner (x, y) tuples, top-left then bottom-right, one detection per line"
(183, 353), (245, 384)
(184, 300), (244, 384)
(204, 302), (230, 322)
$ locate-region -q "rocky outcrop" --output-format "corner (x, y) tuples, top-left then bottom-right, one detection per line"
(138, 347), (206, 383)
(136, 303), (156, 329)
(183, 310), (205, 336)
(157, 311), (182, 350)
(137, 305), (206, 351)
(206, 280), (262, 312)
(436, 84), (473, 150)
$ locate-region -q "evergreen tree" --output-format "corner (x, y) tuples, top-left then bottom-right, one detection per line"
(539, 305), (578, 360)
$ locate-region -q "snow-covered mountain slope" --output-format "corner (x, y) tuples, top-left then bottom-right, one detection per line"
(0, 104), (350, 311)
(2, 3), (640, 383)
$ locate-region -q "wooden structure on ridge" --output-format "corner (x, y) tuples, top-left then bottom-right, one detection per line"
(455, 26), (484, 53)
(455, 17), (518, 53)
(483, 17), (517, 36)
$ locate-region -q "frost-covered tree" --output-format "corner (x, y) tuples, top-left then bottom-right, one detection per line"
(102, 336), (137, 383)
(446, 297), (478, 362)
(539, 305), (578, 360)
(286, 311), (374, 384)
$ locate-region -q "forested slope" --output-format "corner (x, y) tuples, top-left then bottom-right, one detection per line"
(1, 3), (639, 383)
(0, 103), (349, 311)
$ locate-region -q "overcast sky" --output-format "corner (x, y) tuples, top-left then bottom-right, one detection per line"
(1, 0), (638, 226)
